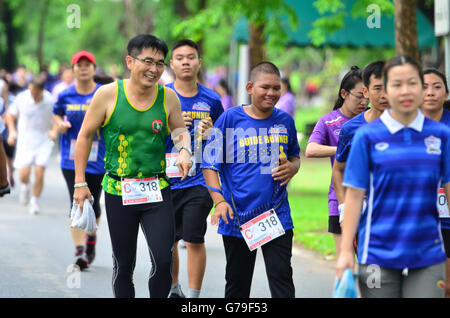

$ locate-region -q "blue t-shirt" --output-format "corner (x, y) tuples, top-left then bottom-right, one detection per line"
(165, 82), (224, 190)
(335, 110), (368, 163)
(440, 109), (450, 229)
(344, 110), (449, 269)
(53, 84), (105, 174)
(201, 105), (300, 238)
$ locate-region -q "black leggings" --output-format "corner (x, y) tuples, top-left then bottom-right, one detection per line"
(61, 169), (104, 218)
(222, 230), (295, 298)
(104, 187), (175, 298)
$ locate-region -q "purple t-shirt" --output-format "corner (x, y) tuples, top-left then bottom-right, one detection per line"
(307, 109), (352, 215)
(275, 92), (295, 117)
(221, 94), (234, 111)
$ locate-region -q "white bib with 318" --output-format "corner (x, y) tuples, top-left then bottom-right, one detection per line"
(240, 209), (285, 251)
(438, 188), (449, 218)
(121, 177), (162, 206)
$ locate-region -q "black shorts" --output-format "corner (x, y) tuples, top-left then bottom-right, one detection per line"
(61, 169), (104, 219)
(172, 185), (213, 243)
(328, 215), (342, 234)
(2, 136), (15, 159)
(441, 228), (450, 258)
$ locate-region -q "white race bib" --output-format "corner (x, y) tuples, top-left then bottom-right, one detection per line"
(165, 153), (196, 178)
(438, 188), (449, 218)
(70, 139), (98, 162)
(240, 209), (285, 251)
(121, 177), (163, 205)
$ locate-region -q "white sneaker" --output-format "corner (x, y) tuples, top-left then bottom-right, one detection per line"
(28, 200), (39, 215)
(20, 184), (30, 205)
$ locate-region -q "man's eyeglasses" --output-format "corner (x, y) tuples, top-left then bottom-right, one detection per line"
(130, 56), (166, 69)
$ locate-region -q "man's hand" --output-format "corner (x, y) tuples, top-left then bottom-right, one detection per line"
(47, 129), (58, 141)
(176, 148), (192, 181)
(211, 201), (234, 225)
(182, 111), (193, 128)
(57, 120), (72, 134)
(7, 130), (17, 146)
(335, 249), (356, 280)
(198, 117), (213, 138)
(73, 185), (93, 212)
(272, 157), (299, 186)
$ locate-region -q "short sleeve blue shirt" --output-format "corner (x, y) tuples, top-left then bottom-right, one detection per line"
(165, 82), (224, 190)
(201, 105), (300, 238)
(53, 84), (105, 174)
(335, 110), (368, 163)
(344, 110), (449, 269)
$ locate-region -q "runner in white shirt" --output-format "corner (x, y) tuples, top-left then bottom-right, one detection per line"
(6, 77), (57, 214)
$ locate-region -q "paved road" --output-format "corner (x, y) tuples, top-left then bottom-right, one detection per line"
(0, 154), (335, 298)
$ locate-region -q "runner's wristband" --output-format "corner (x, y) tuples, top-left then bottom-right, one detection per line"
(74, 182), (88, 189)
(214, 200), (227, 208)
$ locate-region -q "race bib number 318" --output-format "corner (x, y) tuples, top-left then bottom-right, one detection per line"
(240, 209), (285, 251)
(121, 177), (163, 205)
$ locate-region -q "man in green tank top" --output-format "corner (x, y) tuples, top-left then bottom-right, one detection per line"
(73, 34), (192, 298)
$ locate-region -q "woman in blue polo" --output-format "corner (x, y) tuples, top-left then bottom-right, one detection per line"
(336, 56), (450, 298)
(53, 51), (105, 270)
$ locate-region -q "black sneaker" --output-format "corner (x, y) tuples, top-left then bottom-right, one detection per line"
(0, 184), (10, 197)
(74, 246), (89, 271)
(75, 255), (90, 271)
(85, 235), (96, 264)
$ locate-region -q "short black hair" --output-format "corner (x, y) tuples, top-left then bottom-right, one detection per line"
(249, 61), (280, 82)
(362, 60), (385, 88)
(281, 77), (292, 93)
(30, 76), (45, 90)
(423, 67), (449, 93)
(171, 39), (200, 58)
(127, 34), (168, 59)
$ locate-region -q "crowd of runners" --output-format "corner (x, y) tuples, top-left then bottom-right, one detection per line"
(0, 33), (449, 299)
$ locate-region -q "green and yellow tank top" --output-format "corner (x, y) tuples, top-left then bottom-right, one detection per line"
(101, 80), (170, 195)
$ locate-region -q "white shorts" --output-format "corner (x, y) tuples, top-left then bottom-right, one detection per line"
(14, 140), (54, 169)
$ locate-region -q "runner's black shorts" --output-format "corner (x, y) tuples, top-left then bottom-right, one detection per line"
(328, 215), (342, 234)
(441, 228), (450, 258)
(172, 185), (213, 243)
(61, 168), (104, 219)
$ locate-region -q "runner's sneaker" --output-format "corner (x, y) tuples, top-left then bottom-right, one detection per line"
(168, 282), (185, 298)
(0, 184), (10, 197)
(74, 246), (89, 271)
(28, 200), (39, 215)
(85, 234), (97, 264)
(19, 184), (30, 205)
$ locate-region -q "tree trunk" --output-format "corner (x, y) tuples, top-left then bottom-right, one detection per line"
(37, 0), (50, 71)
(393, 0), (419, 62)
(249, 23), (266, 68)
(1, 0), (17, 72)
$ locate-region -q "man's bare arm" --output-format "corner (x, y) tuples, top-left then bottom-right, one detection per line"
(73, 84), (115, 208)
(165, 87), (192, 180)
(332, 160), (346, 204)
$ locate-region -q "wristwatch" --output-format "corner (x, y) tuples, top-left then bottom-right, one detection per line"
(179, 146), (192, 156)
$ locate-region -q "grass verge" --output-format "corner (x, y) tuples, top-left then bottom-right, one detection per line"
(288, 157), (336, 258)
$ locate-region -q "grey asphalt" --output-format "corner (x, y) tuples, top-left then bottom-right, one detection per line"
(0, 154), (336, 298)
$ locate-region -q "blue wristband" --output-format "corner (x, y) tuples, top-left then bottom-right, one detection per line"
(203, 184), (223, 195)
